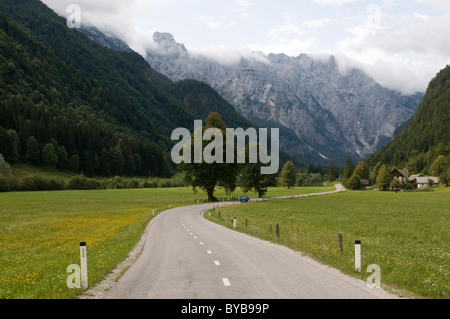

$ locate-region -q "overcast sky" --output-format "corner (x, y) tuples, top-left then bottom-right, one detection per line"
(41, 0), (450, 94)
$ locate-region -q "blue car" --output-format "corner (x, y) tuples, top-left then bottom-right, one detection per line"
(240, 195), (250, 203)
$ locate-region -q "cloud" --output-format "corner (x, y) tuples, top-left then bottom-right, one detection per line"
(234, 0), (254, 18)
(189, 45), (270, 65)
(39, 0), (450, 94)
(311, 0), (356, 5)
(334, 6), (450, 94)
(40, 0), (173, 55)
(196, 16), (236, 30)
(197, 16), (222, 30)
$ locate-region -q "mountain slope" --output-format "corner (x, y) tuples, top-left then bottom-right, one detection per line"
(367, 65), (450, 173)
(0, 0), (265, 176)
(146, 32), (424, 165)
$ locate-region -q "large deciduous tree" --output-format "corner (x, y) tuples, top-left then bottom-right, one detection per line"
(280, 161), (296, 189)
(239, 144), (277, 198)
(376, 164), (393, 191)
(181, 113), (239, 202)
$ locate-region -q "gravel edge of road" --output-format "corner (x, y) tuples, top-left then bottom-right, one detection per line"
(200, 210), (404, 300)
(79, 184), (408, 300)
(79, 212), (163, 299)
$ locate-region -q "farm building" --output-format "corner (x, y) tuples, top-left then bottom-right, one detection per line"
(391, 168), (409, 183)
(413, 177), (439, 189)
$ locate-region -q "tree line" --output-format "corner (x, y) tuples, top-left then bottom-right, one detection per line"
(340, 155), (450, 191)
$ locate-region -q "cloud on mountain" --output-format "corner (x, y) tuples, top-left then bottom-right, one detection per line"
(40, 0), (450, 94)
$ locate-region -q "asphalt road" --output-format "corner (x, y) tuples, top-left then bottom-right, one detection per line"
(103, 186), (398, 299)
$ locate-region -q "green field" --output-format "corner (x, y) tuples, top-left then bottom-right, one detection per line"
(0, 186), (332, 299)
(206, 187), (450, 299)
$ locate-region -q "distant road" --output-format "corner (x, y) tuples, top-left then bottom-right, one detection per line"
(103, 185), (398, 299)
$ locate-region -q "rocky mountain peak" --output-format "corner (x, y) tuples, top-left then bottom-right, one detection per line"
(145, 32), (424, 165)
(153, 32), (187, 55)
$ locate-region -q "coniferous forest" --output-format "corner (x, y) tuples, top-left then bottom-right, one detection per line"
(0, 0), (257, 179)
(367, 65), (450, 174)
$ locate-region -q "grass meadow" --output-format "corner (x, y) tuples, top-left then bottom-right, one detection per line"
(0, 185), (331, 299)
(206, 187), (450, 299)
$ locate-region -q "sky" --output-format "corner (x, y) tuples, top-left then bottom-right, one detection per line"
(40, 0), (450, 94)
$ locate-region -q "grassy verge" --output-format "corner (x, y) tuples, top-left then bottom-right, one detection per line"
(0, 188), (198, 299)
(205, 188), (450, 299)
(0, 185), (332, 299)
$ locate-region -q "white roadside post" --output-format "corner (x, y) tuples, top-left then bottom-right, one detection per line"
(80, 242), (88, 289)
(233, 217), (237, 229)
(355, 240), (361, 272)
(152, 208), (155, 216)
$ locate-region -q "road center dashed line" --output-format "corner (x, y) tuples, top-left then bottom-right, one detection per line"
(222, 278), (231, 286)
(214, 260), (220, 266)
(207, 250), (212, 254)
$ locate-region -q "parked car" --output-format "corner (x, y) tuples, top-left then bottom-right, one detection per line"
(240, 195), (249, 203)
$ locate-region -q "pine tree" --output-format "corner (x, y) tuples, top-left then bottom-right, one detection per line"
(42, 143), (58, 167)
(69, 154), (80, 172)
(327, 162), (337, 184)
(26, 136), (41, 165)
(341, 156), (354, 186)
(57, 146), (69, 169)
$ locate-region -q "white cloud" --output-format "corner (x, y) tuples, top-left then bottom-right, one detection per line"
(234, 0), (254, 17)
(197, 16), (222, 30)
(196, 16), (236, 30)
(266, 12), (307, 41)
(312, 0), (356, 5)
(39, 0), (450, 94)
(189, 45), (269, 65)
(334, 6), (450, 93)
(414, 0), (450, 12)
(40, 0), (175, 55)
(413, 12), (430, 21)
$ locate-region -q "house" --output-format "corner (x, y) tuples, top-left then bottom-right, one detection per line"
(415, 177), (439, 189)
(360, 179), (370, 190)
(391, 168), (409, 183)
(408, 174), (423, 189)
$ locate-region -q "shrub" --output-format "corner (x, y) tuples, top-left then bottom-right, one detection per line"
(0, 153), (12, 177)
(68, 175), (102, 190)
(0, 175), (13, 192)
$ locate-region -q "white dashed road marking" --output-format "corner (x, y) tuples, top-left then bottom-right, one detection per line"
(222, 278), (231, 286)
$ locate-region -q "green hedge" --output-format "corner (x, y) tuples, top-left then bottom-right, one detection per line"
(0, 174), (188, 192)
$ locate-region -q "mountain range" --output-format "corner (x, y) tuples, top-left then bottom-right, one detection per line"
(145, 32), (424, 165)
(0, 0), (433, 177)
(0, 0), (277, 177)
